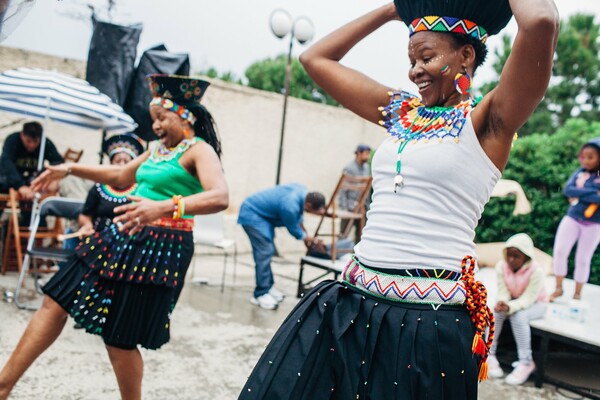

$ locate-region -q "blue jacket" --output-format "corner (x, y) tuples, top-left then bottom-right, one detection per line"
(565, 167), (600, 223)
(238, 183), (307, 240)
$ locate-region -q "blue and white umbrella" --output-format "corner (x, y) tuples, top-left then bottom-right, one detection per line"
(0, 67), (138, 170)
(0, 67), (138, 235)
(0, 67), (137, 134)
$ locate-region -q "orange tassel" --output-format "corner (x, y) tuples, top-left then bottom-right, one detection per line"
(585, 204), (598, 218)
(478, 361), (489, 382)
(471, 333), (487, 357)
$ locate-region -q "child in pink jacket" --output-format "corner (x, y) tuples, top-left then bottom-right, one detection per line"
(487, 233), (548, 385)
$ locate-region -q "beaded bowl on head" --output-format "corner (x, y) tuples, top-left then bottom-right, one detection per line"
(102, 133), (145, 161)
(146, 74), (210, 107)
(394, 0), (513, 43)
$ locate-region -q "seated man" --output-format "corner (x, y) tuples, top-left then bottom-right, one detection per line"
(238, 184), (325, 310)
(0, 121), (64, 224)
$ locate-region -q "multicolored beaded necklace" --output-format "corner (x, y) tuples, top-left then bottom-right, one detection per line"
(149, 138), (198, 162)
(97, 183), (137, 203)
(379, 91), (479, 192)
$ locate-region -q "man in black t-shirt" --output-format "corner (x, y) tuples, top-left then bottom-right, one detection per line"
(0, 121), (64, 200)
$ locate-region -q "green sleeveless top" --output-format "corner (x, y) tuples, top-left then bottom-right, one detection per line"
(135, 138), (204, 219)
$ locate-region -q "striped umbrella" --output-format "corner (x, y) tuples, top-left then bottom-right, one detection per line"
(0, 67), (139, 232)
(0, 67), (138, 171)
(0, 67), (137, 134)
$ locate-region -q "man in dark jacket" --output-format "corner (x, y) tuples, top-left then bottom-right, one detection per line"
(0, 121), (64, 200)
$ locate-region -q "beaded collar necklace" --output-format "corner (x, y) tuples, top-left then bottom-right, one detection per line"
(379, 91), (479, 192)
(149, 138), (198, 162)
(97, 183), (137, 203)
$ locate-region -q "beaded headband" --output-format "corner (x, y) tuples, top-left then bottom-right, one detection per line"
(150, 96), (197, 125)
(103, 133), (144, 160)
(409, 16), (488, 43)
(108, 146), (138, 160)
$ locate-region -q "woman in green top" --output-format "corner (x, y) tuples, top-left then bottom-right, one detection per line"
(0, 75), (229, 400)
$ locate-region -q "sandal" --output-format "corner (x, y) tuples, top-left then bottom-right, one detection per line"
(549, 288), (563, 302)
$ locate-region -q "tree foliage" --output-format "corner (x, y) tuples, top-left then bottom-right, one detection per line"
(481, 14), (600, 137)
(198, 67), (242, 84)
(476, 119), (600, 284)
(244, 55), (338, 106)
(196, 55), (338, 106)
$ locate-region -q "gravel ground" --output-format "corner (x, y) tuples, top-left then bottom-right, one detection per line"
(0, 252), (582, 399)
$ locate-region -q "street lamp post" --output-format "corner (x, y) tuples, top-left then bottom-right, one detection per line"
(269, 9), (314, 185)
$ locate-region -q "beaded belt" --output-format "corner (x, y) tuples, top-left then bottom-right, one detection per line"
(342, 256), (467, 305)
(147, 217), (194, 231)
(342, 255), (494, 381)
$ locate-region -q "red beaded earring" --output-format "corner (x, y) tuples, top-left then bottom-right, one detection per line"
(454, 70), (472, 95)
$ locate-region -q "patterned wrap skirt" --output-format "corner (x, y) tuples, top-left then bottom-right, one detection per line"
(43, 218), (194, 350)
(239, 256), (492, 400)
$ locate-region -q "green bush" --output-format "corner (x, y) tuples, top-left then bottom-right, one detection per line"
(476, 119), (600, 284)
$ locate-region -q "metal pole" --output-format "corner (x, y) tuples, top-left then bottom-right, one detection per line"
(275, 32), (294, 185)
(99, 129), (106, 164)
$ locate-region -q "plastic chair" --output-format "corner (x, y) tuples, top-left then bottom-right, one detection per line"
(14, 196), (84, 310)
(193, 212), (237, 292)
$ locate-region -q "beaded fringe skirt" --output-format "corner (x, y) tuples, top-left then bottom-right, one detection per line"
(43, 221), (194, 350)
(239, 266), (482, 399)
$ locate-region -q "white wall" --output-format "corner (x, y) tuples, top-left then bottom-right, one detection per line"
(0, 46), (387, 252)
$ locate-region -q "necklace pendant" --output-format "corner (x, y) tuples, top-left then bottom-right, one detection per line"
(394, 174), (404, 193)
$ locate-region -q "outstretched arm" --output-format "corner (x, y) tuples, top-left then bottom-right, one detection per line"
(31, 152), (149, 192)
(300, 3), (399, 124)
(475, 0), (559, 170)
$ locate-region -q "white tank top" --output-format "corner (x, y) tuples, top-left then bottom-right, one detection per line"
(355, 95), (501, 273)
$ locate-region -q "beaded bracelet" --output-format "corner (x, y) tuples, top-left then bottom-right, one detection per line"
(172, 195), (184, 219)
(179, 198), (185, 218)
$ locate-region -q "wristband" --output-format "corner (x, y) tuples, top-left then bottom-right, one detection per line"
(172, 195), (184, 219)
(179, 198), (185, 218)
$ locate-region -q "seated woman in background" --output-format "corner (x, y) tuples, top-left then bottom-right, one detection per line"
(487, 233), (548, 385)
(77, 133), (145, 237)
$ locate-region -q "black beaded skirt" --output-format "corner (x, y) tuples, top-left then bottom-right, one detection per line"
(43, 223), (194, 350)
(239, 280), (479, 400)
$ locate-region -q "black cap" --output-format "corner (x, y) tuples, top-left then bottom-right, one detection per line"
(395, 0), (513, 39)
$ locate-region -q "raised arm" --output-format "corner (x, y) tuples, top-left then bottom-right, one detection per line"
(475, 0), (559, 169)
(300, 4), (399, 124)
(31, 151), (149, 192)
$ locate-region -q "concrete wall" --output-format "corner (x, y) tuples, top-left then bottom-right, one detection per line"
(0, 46), (386, 252)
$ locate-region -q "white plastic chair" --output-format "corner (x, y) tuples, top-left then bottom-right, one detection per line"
(193, 212), (237, 292)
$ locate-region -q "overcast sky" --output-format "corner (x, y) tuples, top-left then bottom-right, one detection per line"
(3, 0), (599, 93)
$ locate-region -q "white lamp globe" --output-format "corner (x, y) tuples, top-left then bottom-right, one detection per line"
(293, 17), (314, 44)
(270, 9), (292, 39)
